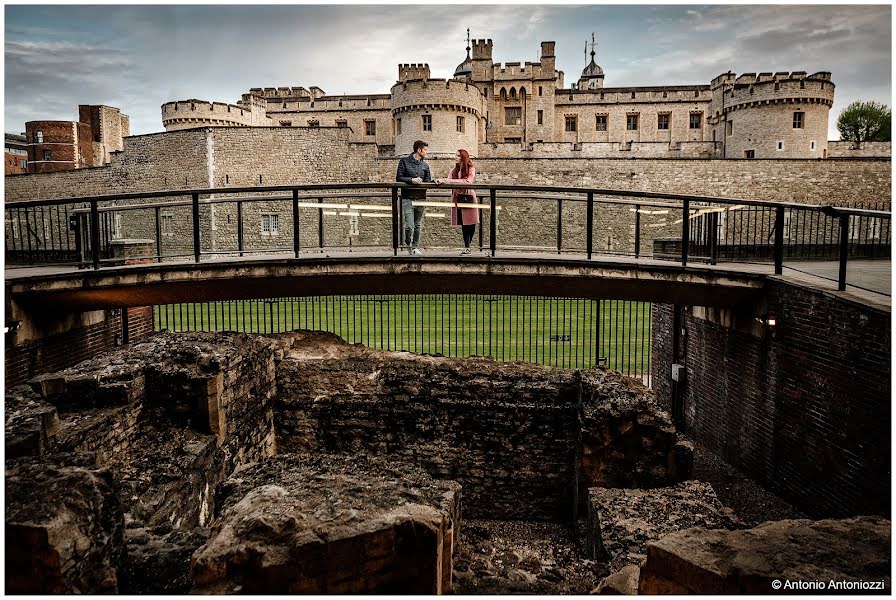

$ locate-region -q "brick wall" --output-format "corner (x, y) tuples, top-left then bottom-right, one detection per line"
(651, 281), (890, 518)
(5, 308), (156, 387)
(828, 141), (891, 158)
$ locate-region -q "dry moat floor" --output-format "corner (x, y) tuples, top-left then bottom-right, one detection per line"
(455, 439), (806, 594)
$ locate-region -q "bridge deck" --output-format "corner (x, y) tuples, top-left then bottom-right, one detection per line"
(5, 251), (890, 311)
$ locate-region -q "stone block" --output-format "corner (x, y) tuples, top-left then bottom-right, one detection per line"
(593, 564), (640, 595)
(5, 457), (125, 594)
(638, 516), (891, 594)
(5, 385), (60, 458)
(192, 453), (461, 594)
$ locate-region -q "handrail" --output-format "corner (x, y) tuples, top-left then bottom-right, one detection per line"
(7, 181), (890, 215)
(5, 181), (891, 294)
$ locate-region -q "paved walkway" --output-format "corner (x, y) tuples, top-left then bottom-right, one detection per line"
(5, 250), (890, 309)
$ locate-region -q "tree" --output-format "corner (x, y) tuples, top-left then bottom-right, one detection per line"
(836, 101), (891, 143)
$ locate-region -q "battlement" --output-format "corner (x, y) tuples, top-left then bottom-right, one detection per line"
(398, 63), (431, 82)
(472, 39), (493, 60)
(248, 87), (325, 100)
(730, 71), (828, 87)
(162, 98), (270, 131)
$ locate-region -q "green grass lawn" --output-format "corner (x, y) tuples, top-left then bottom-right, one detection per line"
(154, 295), (652, 380)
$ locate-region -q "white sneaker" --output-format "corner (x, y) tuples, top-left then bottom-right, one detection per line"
(411, 248), (423, 256)
(460, 248), (471, 256)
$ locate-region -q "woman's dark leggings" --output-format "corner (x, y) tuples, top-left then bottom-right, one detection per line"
(457, 207), (476, 248)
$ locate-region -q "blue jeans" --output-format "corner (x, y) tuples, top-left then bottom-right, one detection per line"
(401, 198), (425, 248)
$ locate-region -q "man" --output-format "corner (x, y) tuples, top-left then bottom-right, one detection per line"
(395, 140), (433, 255)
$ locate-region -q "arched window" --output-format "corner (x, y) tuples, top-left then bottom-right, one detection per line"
(519, 87), (527, 97)
(510, 87), (517, 100)
(500, 87), (507, 100)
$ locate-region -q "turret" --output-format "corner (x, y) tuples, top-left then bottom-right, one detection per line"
(398, 64), (431, 82)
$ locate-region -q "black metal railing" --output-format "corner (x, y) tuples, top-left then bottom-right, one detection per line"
(5, 182), (891, 292)
(154, 294), (653, 384)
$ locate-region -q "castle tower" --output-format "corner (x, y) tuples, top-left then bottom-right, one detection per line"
(712, 71), (834, 158)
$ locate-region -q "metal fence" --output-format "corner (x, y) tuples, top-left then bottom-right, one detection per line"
(5, 182), (891, 292)
(154, 295), (654, 384)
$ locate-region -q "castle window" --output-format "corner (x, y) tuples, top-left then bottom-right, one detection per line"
(43, 150), (51, 161)
(726, 121), (733, 136)
(307, 120), (319, 127)
(657, 113), (670, 130)
(600, 92), (604, 100)
(422, 115), (432, 132)
(280, 121), (293, 127)
(395, 118), (401, 135)
(695, 90), (700, 97)
(596, 115), (607, 131)
(35, 130), (44, 143)
(800, 80), (805, 89)
(663, 91), (667, 98)
(261, 213), (280, 235)
(744, 150), (755, 159)
(510, 88), (517, 100)
(349, 214), (360, 236)
(160, 213), (175, 236)
(564, 115), (577, 132)
(505, 107), (522, 126)
(777, 141), (785, 151)
(689, 112), (703, 129)
(792, 111), (804, 129)
(505, 137), (521, 144)
(336, 119), (348, 128)
(537, 110), (543, 125)
(774, 81), (780, 91)
(810, 140), (816, 151)
(631, 91), (636, 99)
(457, 116), (465, 133)
(365, 120), (377, 135)
(626, 114), (639, 131)
(538, 86), (543, 96)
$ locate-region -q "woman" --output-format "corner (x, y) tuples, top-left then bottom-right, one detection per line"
(436, 149), (479, 255)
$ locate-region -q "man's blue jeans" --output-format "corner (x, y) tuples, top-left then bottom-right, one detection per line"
(401, 198), (425, 249)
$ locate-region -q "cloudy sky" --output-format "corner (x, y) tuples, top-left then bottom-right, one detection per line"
(4, 4), (891, 139)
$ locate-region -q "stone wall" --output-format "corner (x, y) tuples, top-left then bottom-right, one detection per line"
(828, 141), (891, 158)
(5, 128), (890, 260)
(271, 331), (688, 521)
(651, 280), (891, 518)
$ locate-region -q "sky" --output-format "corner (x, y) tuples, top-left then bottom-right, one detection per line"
(4, 4), (892, 140)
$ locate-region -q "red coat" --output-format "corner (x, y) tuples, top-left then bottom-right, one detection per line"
(446, 166), (480, 226)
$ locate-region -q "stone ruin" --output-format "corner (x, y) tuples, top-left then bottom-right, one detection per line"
(5, 331), (891, 594)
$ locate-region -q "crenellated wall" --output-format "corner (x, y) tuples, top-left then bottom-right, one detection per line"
(162, 99), (270, 131)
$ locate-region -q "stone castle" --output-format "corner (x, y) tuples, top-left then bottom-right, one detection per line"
(162, 35), (835, 159)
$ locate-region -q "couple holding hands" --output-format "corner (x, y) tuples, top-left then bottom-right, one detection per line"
(395, 140), (479, 256)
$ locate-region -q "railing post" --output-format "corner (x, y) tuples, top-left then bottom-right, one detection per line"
(121, 307), (129, 345)
(237, 200), (244, 257)
(191, 192), (201, 263)
(556, 197), (563, 254)
(774, 205), (785, 275)
(90, 199), (100, 270)
(681, 198), (690, 267)
(838, 214), (849, 291)
(634, 203), (641, 258)
(155, 206), (162, 263)
(586, 192), (594, 260)
(391, 186), (399, 256)
(489, 188), (497, 257)
(292, 188), (300, 258)
(318, 197), (324, 252)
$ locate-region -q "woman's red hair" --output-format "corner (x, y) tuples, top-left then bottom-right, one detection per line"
(451, 149), (473, 179)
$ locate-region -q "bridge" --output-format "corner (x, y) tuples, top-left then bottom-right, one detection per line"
(5, 182), (891, 312)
